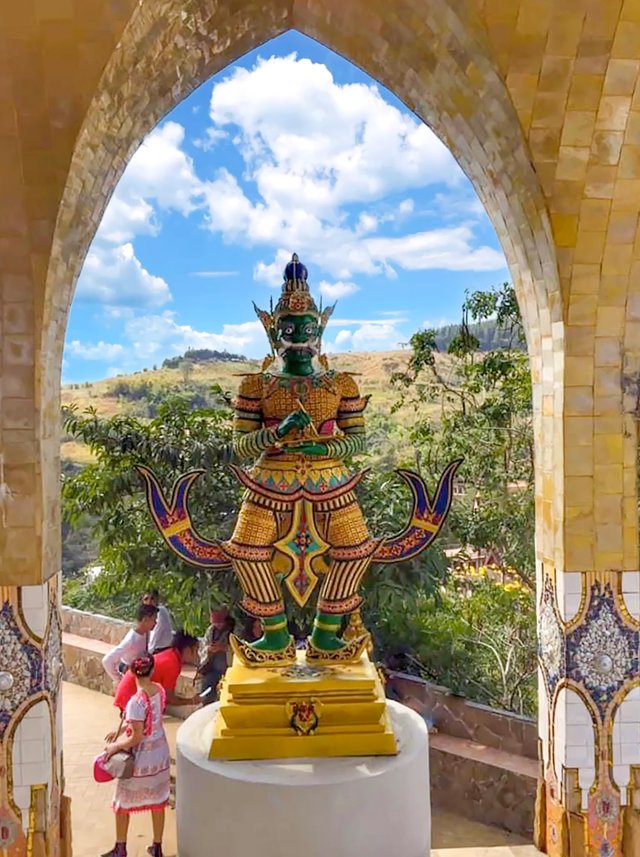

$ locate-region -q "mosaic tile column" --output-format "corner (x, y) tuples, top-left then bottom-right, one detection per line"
(538, 568), (640, 856)
(0, 580), (67, 857)
(534, 286), (640, 856)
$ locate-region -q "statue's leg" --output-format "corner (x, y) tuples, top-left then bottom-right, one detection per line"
(307, 496), (377, 662)
(222, 497), (294, 665)
(310, 555), (371, 651)
(231, 558), (289, 651)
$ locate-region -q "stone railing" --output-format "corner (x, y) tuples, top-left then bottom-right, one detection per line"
(387, 671), (537, 760)
(61, 606), (130, 645)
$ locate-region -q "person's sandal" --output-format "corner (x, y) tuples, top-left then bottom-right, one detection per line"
(147, 845), (163, 857)
(101, 845), (127, 857)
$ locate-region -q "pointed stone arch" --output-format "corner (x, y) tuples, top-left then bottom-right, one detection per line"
(42, 0), (561, 572)
(4, 1), (640, 854)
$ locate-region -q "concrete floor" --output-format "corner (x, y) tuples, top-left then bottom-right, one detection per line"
(62, 682), (542, 857)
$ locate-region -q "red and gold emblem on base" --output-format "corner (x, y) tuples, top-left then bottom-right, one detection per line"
(286, 698), (322, 736)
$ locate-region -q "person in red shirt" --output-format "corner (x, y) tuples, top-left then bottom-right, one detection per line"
(114, 630), (200, 713)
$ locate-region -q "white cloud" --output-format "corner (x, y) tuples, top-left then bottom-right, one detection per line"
(253, 248), (292, 287)
(82, 121), (207, 308)
(327, 316), (409, 327)
(116, 121), (203, 216)
(326, 319), (405, 353)
(75, 243), (172, 308)
(65, 314), (270, 375)
(334, 330), (353, 346)
(122, 313), (266, 360)
(97, 122), (203, 247)
(351, 322), (404, 351)
(66, 340), (125, 361)
(203, 169), (254, 241)
(356, 213), (378, 234)
(318, 280), (359, 300)
(364, 228), (505, 273)
(209, 54), (461, 217)
(65, 307), (410, 377)
(97, 196), (158, 244)
(193, 126), (228, 151)
(200, 54), (506, 281)
(431, 191), (486, 221)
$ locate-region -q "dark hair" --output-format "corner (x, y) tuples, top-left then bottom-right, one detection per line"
(241, 615), (261, 642)
(172, 630), (200, 653)
(131, 653), (155, 677)
(136, 603), (159, 622)
(145, 588), (160, 600)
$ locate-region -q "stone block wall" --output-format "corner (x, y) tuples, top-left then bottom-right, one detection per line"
(62, 638), (115, 696)
(429, 739), (537, 834)
(61, 607), (129, 645)
(388, 672), (537, 759)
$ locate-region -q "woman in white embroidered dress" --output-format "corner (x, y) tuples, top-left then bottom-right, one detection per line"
(101, 653), (171, 857)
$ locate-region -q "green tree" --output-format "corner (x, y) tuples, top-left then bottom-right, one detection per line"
(62, 395), (242, 632)
(358, 468), (450, 623)
(393, 282), (535, 588)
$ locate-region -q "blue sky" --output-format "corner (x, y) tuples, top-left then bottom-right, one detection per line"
(63, 31), (508, 383)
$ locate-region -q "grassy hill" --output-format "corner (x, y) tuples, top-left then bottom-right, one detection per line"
(61, 350), (454, 465)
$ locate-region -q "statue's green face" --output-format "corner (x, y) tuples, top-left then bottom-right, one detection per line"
(276, 313), (320, 375)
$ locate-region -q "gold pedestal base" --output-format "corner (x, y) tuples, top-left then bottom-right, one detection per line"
(209, 649), (398, 760)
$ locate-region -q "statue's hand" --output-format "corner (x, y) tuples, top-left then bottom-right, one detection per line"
(281, 441), (329, 456)
(275, 409), (311, 438)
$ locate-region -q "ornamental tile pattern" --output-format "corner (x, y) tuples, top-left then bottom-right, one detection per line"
(538, 580), (565, 697)
(566, 584), (639, 719)
(45, 606), (64, 698)
(0, 602), (43, 737)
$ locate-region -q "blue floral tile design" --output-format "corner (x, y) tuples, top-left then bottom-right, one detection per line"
(0, 601), (43, 737)
(538, 578), (565, 697)
(566, 584), (639, 719)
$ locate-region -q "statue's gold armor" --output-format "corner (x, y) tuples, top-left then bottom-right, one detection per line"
(223, 370), (379, 618)
(139, 252), (458, 669)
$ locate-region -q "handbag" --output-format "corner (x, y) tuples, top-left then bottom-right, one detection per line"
(93, 712), (135, 783)
(101, 750), (135, 779)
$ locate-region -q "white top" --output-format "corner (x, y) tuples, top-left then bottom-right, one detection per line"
(149, 604), (173, 651)
(101, 628), (148, 682)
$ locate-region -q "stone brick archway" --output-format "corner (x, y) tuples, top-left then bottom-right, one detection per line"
(2, 1), (640, 855)
(44, 0), (562, 598)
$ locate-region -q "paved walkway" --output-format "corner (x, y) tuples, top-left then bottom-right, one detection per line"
(62, 682), (541, 857)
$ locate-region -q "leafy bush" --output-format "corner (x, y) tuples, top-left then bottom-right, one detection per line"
(373, 568), (536, 716)
(62, 396), (242, 633)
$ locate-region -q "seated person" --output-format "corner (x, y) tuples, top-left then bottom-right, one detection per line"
(101, 603), (158, 684)
(198, 608), (234, 705)
(114, 630), (200, 712)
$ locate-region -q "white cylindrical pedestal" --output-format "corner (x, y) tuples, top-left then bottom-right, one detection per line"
(176, 699), (430, 857)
